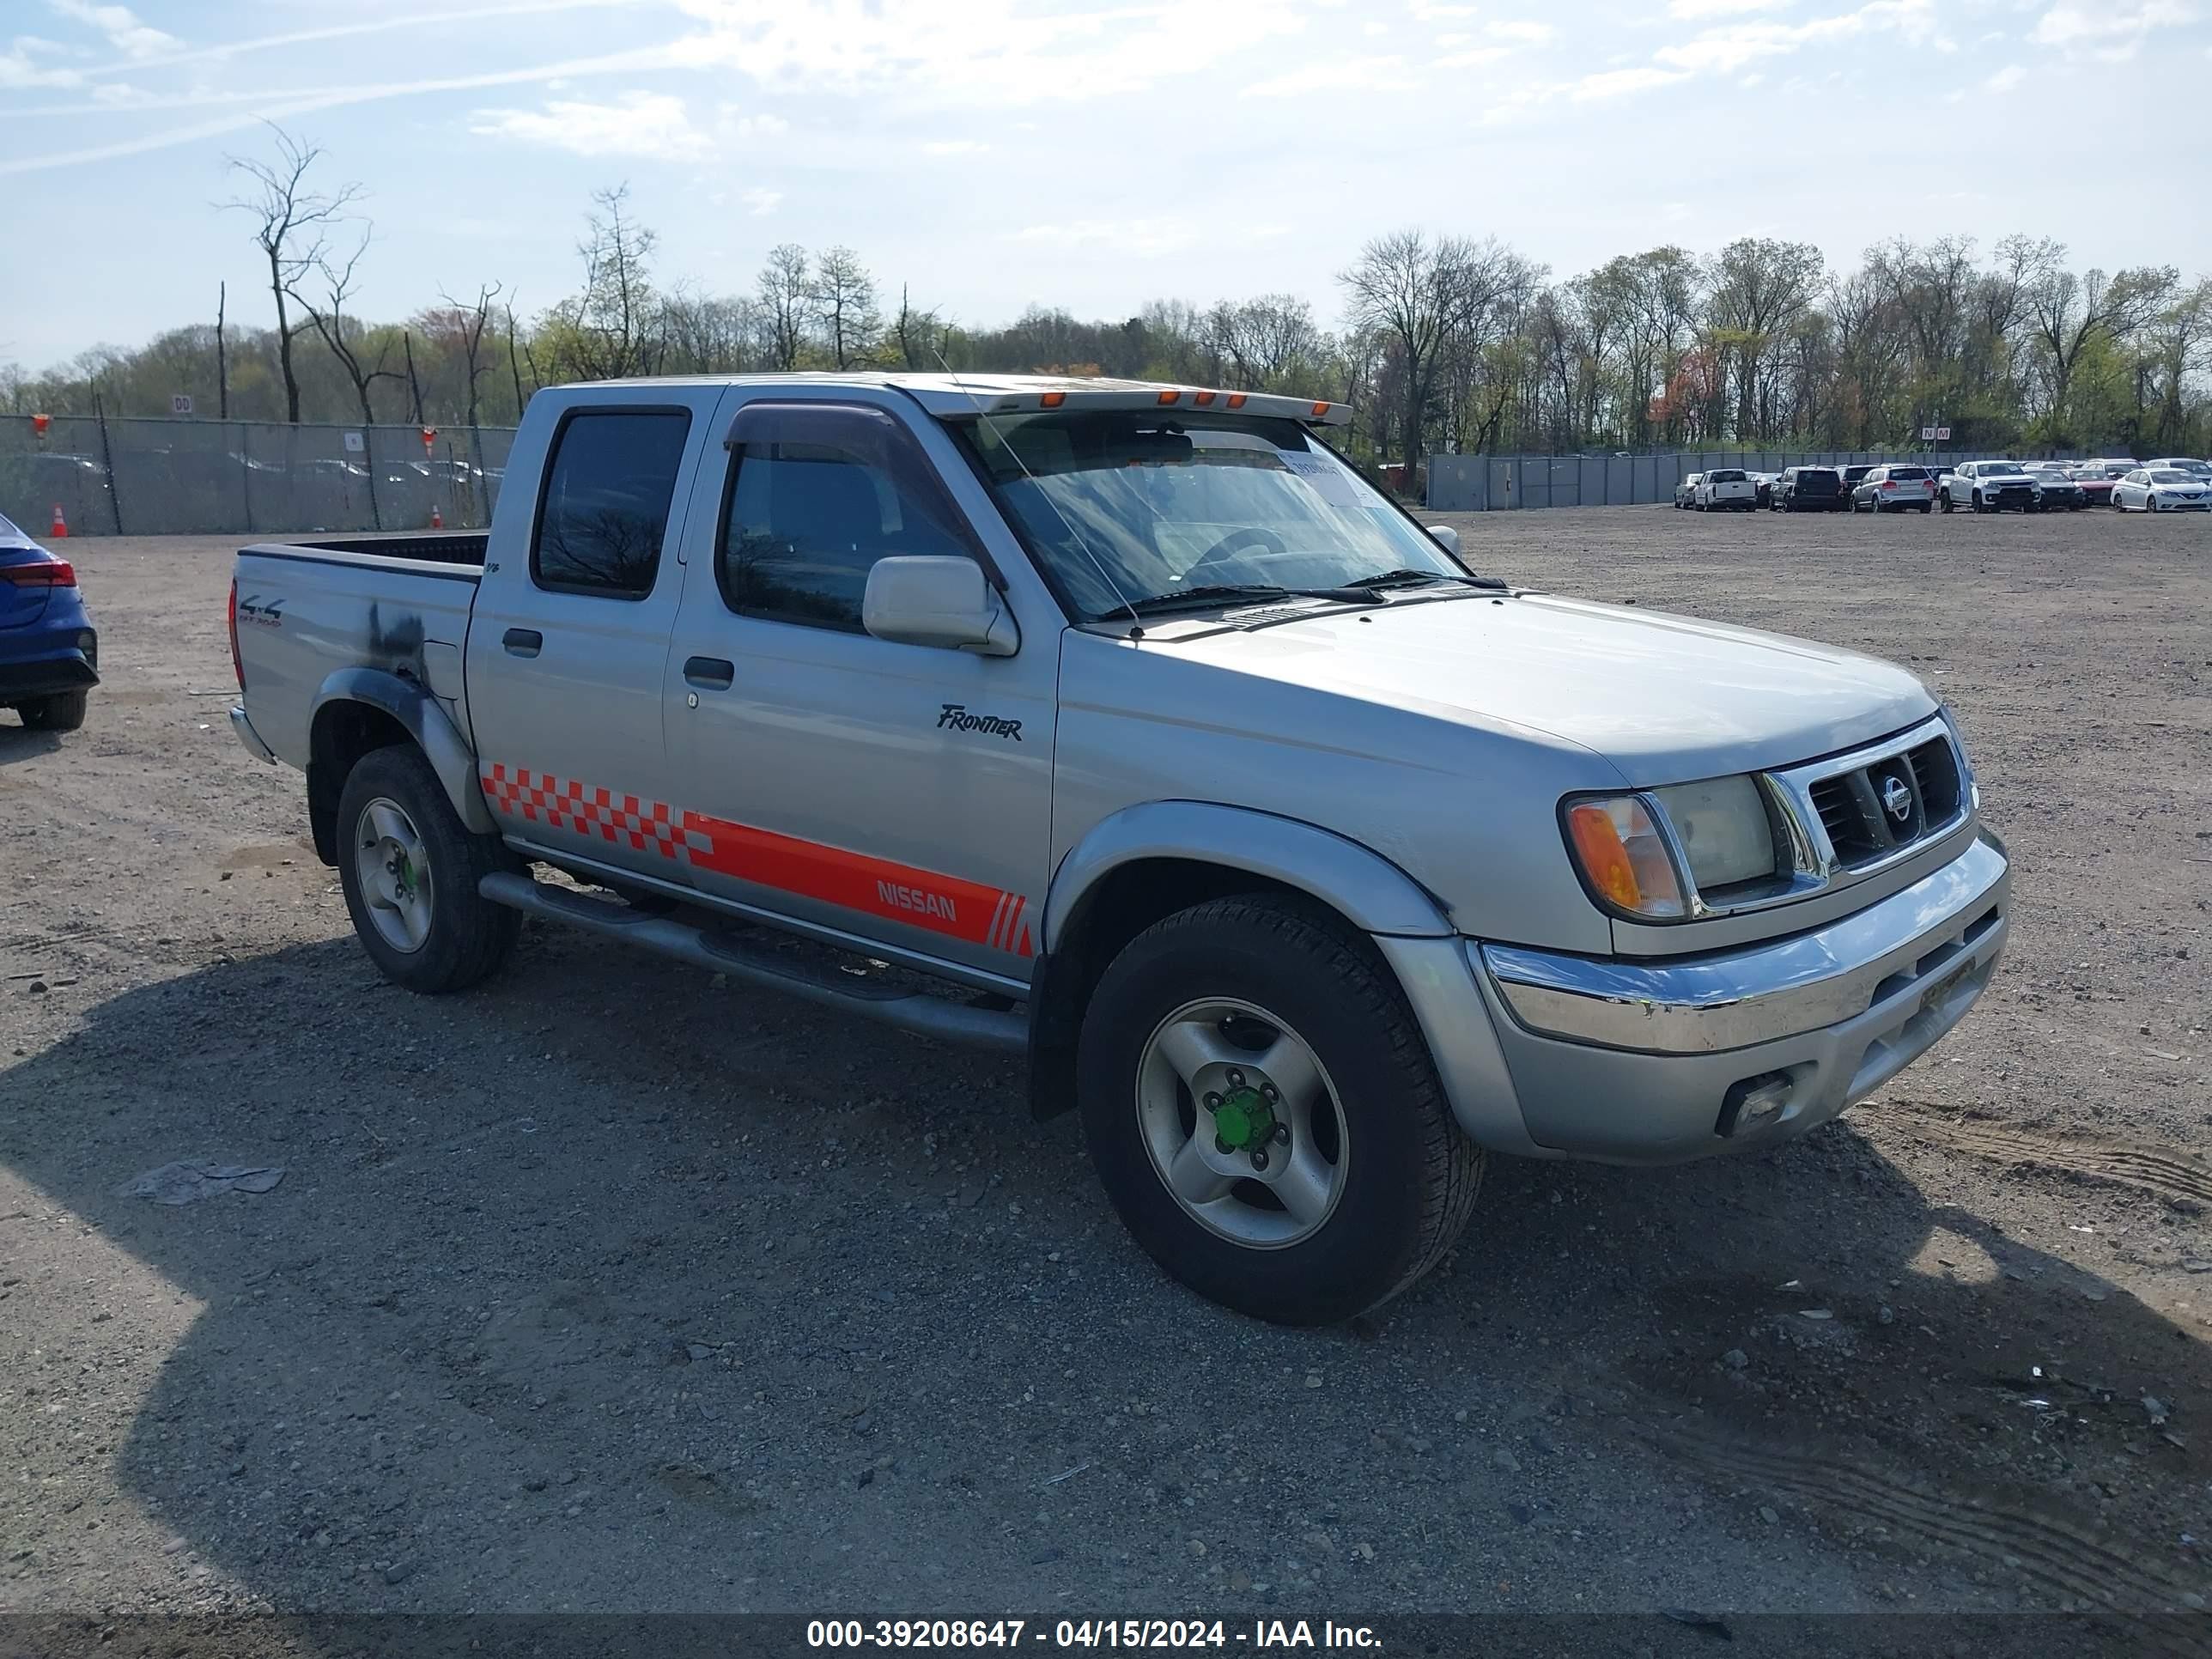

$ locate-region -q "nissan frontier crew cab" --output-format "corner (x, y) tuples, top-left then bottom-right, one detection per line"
(228, 373), (2009, 1326)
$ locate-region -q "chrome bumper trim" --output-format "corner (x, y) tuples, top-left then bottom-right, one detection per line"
(1480, 830), (2008, 1055)
(229, 703), (276, 763)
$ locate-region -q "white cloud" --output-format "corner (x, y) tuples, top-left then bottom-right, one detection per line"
(1657, 0), (1936, 76)
(470, 89), (713, 157)
(1240, 54), (1418, 96)
(921, 138), (988, 155)
(48, 0), (179, 59)
(1004, 218), (1294, 257)
(1491, 20), (1557, 43)
(666, 0), (1305, 106)
(740, 185), (781, 215)
(1437, 45), (1514, 65)
(2032, 2), (2198, 61)
(1573, 65), (1689, 99)
(1983, 63), (2025, 91)
(0, 35), (83, 89)
(1669, 0), (1787, 15)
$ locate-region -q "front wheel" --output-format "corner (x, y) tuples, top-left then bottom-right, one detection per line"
(336, 744), (520, 994)
(1077, 896), (1482, 1325)
(1940, 492), (1954, 513)
(17, 690), (88, 731)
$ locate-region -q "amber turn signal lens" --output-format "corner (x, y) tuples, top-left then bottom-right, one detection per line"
(1563, 797), (1687, 919)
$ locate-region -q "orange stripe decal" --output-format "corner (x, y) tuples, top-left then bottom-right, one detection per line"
(479, 763), (1032, 956)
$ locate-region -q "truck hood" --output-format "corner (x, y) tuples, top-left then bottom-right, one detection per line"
(1157, 590), (1938, 786)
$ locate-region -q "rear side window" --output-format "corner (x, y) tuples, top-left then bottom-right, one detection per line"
(1887, 466), (1926, 480)
(532, 409), (691, 598)
(719, 404), (982, 634)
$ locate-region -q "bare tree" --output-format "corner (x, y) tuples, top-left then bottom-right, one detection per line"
(289, 227), (402, 428)
(757, 244), (810, 369)
(435, 281), (505, 428)
(1339, 229), (1534, 467)
(891, 284), (947, 368)
(505, 298), (532, 419)
(223, 124), (362, 422)
(215, 281), (228, 419)
(2027, 255), (2178, 422)
(544, 185), (663, 381)
(810, 247), (880, 370)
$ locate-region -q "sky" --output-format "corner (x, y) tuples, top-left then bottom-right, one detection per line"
(3, 0), (2208, 370)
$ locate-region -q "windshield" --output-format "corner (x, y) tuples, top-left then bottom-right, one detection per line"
(1887, 466), (1927, 479)
(956, 410), (1465, 620)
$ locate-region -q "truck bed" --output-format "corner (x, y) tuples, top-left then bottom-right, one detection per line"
(253, 532), (489, 570)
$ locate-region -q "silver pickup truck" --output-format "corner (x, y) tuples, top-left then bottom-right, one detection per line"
(229, 373), (2009, 1325)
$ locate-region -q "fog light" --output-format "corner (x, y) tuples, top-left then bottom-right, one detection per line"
(1718, 1072), (1792, 1138)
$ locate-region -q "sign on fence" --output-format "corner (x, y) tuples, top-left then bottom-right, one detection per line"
(343, 431), (365, 453)
(1919, 427), (1935, 441)
(1936, 426), (1952, 441)
(171, 394), (193, 416)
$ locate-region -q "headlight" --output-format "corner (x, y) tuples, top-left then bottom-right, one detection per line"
(1564, 777), (1778, 921)
(1563, 796), (1687, 919)
(1651, 775), (1778, 888)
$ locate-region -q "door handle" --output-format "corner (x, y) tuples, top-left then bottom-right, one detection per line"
(501, 628), (542, 658)
(684, 655), (735, 690)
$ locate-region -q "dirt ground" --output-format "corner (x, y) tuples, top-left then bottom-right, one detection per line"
(3, 507), (2210, 1645)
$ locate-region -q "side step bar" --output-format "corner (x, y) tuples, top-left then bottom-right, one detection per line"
(478, 872), (1029, 1055)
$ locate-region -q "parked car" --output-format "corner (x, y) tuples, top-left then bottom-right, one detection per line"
(1694, 467), (1758, 510)
(1938, 460), (2039, 514)
(2022, 464), (2086, 510)
(0, 510), (97, 732)
(225, 371), (2008, 1325)
(1772, 465), (1847, 511)
(1850, 464), (1936, 514)
(2113, 467), (2212, 512)
(2065, 465), (2118, 507)
(1674, 471), (1704, 508)
(2143, 458), (2212, 489)
(1838, 465), (1875, 499)
(1748, 471), (1778, 507)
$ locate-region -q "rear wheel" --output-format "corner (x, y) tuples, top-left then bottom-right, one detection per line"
(336, 744), (520, 994)
(17, 690), (88, 732)
(1940, 491), (1954, 514)
(1077, 896), (1482, 1325)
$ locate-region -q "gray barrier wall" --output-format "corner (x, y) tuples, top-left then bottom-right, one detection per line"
(0, 413), (516, 538)
(1425, 450), (2091, 511)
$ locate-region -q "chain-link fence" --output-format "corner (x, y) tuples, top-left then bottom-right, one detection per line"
(0, 414), (516, 538)
(1425, 449), (2097, 512)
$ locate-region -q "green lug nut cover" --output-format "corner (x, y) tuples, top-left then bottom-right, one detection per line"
(1211, 1086), (1275, 1152)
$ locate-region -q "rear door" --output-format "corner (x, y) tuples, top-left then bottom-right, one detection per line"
(464, 391), (722, 884)
(660, 391), (1060, 984)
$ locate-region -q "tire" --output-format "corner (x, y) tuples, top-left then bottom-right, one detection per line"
(1972, 491), (1986, 514)
(335, 744), (520, 994)
(1077, 895), (1482, 1326)
(1919, 503), (1932, 514)
(17, 690), (88, 731)
(1941, 491), (1954, 513)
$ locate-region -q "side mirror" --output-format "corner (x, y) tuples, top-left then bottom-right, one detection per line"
(1425, 524), (1462, 556)
(862, 556), (1018, 656)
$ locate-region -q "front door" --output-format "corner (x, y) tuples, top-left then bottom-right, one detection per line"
(661, 393), (1058, 984)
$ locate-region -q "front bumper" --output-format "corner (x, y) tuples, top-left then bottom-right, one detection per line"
(1465, 830), (2008, 1164)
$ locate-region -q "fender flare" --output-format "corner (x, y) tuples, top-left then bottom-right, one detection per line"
(1042, 799), (1455, 951)
(310, 666), (495, 835)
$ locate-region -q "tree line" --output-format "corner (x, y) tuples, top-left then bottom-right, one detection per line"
(5, 127), (2208, 462)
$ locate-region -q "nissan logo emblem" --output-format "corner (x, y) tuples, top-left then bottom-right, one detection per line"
(1881, 774), (1913, 823)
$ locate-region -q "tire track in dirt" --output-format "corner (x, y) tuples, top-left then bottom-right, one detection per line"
(1652, 1425), (2203, 1644)
(1882, 1104), (2212, 1208)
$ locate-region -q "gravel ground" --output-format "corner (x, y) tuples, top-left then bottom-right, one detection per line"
(3, 507), (2209, 1642)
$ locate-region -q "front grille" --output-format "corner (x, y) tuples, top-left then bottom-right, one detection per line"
(1805, 736), (1965, 869)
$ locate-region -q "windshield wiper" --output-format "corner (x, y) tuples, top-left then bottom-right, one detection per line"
(1340, 567), (1508, 592)
(1101, 582), (1382, 621)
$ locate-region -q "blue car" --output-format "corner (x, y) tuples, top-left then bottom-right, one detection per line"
(1, 511), (97, 732)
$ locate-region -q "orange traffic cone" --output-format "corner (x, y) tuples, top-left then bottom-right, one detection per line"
(49, 504), (68, 538)
(429, 504), (444, 530)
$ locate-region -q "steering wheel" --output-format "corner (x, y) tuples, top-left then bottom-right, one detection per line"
(1181, 526), (1288, 580)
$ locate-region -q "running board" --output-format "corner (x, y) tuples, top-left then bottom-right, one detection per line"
(478, 872), (1029, 1055)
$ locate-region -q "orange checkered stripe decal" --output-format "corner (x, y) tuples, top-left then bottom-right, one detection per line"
(479, 763), (1034, 957)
